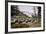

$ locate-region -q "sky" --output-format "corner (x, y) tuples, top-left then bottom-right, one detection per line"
(15, 5), (38, 17)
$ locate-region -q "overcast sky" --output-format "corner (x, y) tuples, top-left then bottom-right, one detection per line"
(15, 5), (38, 17)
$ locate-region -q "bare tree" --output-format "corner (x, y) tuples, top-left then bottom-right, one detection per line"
(31, 6), (36, 18)
(11, 5), (20, 16)
(38, 7), (41, 17)
(34, 6), (36, 17)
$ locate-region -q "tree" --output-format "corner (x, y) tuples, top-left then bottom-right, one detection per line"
(31, 7), (37, 18)
(34, 6), (36, 17)
(11, 5), (19, 16)
(38, 7), (41, 17)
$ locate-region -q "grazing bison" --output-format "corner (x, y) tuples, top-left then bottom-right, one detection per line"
(31, 19), (35, 23)
(26, 19), (31, 23)
(11, 19), (16, 24)
(15, 20), (18, 23)
(18, 21), (22, 24)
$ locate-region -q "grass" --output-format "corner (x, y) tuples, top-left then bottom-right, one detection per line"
(11, 24), (30, 28)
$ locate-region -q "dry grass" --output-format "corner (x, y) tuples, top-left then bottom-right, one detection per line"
(11, 24), (29, 28)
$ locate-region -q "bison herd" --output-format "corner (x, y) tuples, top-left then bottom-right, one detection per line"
(11, 16), (39, 25)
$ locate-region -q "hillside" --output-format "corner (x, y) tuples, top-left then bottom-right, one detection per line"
(11, 10), (41, 28)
